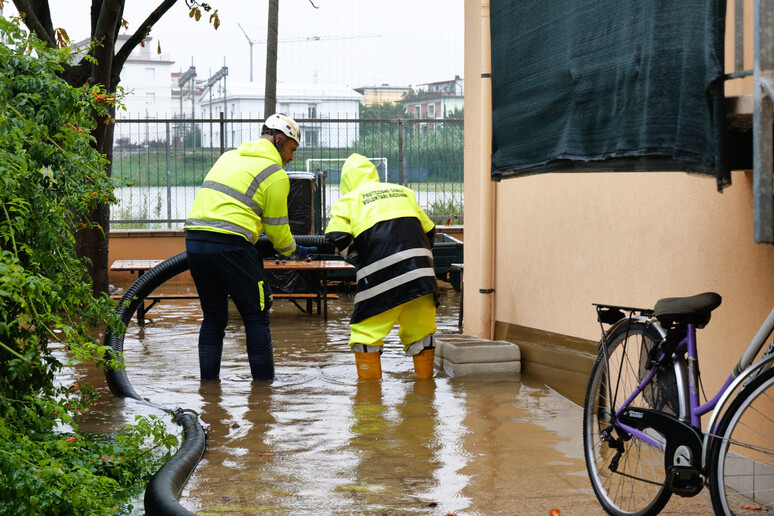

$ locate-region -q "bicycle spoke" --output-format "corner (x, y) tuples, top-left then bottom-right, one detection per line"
(711, 368), (774, 514)
(584, 322), (672, 515)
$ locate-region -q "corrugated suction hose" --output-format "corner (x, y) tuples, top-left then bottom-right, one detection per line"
(104, 252), (202, 516)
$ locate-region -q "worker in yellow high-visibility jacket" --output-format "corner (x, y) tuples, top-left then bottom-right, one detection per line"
(184, 113), (316, 381)
(326, 153), (439, 380)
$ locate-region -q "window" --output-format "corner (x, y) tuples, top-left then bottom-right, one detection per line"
(304, 129), (319, 146)
(145, 67), (155, 80)
(308, 105), (317, 118)
(146, 92), (156, 104)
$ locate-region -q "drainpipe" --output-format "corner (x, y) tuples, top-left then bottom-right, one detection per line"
(479, 0), (496, 339)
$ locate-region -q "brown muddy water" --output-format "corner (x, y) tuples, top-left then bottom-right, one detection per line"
(57, 284), (715, 515)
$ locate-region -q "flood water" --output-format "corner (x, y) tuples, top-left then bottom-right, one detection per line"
(59, 283), (715, 515)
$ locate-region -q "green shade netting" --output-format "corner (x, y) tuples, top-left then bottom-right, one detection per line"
(490, 0), (730, 190)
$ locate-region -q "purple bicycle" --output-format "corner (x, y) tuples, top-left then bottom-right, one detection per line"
(583, 292), (774, 515)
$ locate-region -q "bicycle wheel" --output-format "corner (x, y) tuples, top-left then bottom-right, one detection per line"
(709, 367), (774, 515)
(583, 321), (674, 515)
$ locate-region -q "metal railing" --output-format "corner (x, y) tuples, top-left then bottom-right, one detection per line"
(752, 0), (774, 242)
(725, 0), (774, 243)
(110, 116), (464, 231)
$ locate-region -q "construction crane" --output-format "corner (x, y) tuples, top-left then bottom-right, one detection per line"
(237, 24), (380, 82)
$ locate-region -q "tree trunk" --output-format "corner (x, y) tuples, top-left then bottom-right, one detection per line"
(76, 203), (111, 295)
(78, 104), (116, 296)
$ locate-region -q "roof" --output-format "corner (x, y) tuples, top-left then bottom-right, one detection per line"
(353, 85), (411, 94)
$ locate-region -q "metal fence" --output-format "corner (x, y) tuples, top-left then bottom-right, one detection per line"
(110, 117), (464, 231)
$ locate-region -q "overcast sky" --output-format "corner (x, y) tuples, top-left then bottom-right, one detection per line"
(5, 1), (464, 89)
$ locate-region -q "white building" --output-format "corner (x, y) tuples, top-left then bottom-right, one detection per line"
(114, 35), (176, 119)
(101, 35), (363, 148)
(197, 81), (364, 148)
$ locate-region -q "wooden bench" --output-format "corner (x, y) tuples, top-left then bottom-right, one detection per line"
(272, 292), (340, 314)
(110, 292), (340, 321)
(111, 294), (198, 301)
(274, 293), (340, 300)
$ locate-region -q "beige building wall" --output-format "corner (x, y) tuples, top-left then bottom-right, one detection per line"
(358, 88), (409, 106)
(464, 0), (774, 397)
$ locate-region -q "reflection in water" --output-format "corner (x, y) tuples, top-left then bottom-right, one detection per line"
(344, 379), (444, 511)
(57, 286), (623, 515)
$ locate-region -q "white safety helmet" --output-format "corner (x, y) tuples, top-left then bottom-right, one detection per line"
(262, 113), (301, 145)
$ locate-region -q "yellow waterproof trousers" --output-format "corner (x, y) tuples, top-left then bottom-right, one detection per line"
(349, 293), (437, 352)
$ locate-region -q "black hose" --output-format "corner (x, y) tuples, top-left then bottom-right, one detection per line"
(143, 410), (205, 516)
(255, 234), (335, 256)
(104, 252), (202, 516)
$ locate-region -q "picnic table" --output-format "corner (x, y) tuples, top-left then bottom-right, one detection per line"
(110, 258), (355, 323)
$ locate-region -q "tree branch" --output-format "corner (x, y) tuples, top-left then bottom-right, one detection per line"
(114, 0), (178, 72)
(11, 0), (56, 47)
(91, 0), (123, 90)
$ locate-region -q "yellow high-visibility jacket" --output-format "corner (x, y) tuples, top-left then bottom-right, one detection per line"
(326, 153), (438, 323)
(184, 138), (296, 256)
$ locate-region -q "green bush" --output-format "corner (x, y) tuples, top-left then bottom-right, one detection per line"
(425, 196), (464, 225)
(0, 17), (176, 514)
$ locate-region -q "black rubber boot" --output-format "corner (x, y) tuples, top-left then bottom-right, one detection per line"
(249, 357), (275, 381)
(199, 353), (221, 381)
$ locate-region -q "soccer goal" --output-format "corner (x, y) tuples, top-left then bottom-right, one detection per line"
(305, 157), (389, 183)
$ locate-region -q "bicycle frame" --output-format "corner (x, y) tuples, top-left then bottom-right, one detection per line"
(700, 306), (774, 468)
(602, 306), (774, 471)
(608, 322), (699, 452)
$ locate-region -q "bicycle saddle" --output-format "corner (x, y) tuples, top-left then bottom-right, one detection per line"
(653, 292), (722, 329)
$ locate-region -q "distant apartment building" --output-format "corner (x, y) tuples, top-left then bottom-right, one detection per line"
(401, 75), (464, 119)
(197, 81), (364, 148)
(106, 37), (365, 148)
(113, 35), (176, 119)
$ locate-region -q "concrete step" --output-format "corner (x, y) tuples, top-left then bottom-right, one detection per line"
(434, 334), (486, 358)
(434, 333), (521, 378)
(443, 359), (521, 378)
(441, 339), (521, 364)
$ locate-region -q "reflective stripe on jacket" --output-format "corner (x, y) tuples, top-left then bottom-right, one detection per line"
(326, 153), (438, 323)
(184, 138), (296, 255)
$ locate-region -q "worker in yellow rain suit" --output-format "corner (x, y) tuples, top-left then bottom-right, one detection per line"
(325, 153), (439, 380)
(185, 113), (316, 381)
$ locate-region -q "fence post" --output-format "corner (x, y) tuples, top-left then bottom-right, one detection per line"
(398, 116), (404, 185)
(165, 121), (172, 228)
(220, 112), (226, 154)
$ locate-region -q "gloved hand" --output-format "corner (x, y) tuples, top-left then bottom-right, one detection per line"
(293, 245), (317, 260)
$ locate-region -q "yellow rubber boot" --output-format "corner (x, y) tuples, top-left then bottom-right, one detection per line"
(354, 351), (382, 379)
(412, 348), (435, 379)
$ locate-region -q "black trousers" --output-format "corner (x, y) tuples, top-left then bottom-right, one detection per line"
(186, 236), (274, 381)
